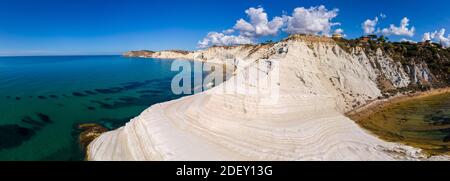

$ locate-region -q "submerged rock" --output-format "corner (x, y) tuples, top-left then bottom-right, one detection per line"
(78, 123), (108, 151)
(72, 92), (87, 97)
(21, 116), (45, 127)
(0, 124), (36, 150)
(95, 88), (123, 94)
(84, 90), (97, 95)
(36, 113), (53, 123)
(49, 95), (59, 99)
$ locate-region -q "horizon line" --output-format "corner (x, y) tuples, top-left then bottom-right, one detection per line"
(0, 54), (122, 58)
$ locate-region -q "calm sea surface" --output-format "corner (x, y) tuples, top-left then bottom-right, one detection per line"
(0, 56), (208, 160)
(355, 93), (450, 155)
(5, 55), (448, 159)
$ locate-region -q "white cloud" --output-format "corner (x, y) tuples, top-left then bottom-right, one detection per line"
(422, 29), (450, 47)
(334, 28), (346, 37)
(284, 5), (340, 36)
(400, 38), (416, 43)
(381, 17), (415, 37)
(431, 29), (450, 47)
(334, 28), (344, 34)
(233, 7), (285, 38)
(362, 17), (379, 34)
(433, 29), (450, 47)
(197, 32), (254, 48)
(198, 5), (342, 48)
(198, 6), (283, 48)
(362, 13), (387, 34)
(223, 29), (235, 34)
(422, 32), (432, 42)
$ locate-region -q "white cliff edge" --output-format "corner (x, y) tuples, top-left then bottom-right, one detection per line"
(88, 35), (448, 161)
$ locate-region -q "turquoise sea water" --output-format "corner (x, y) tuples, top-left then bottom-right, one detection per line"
(0, 56), (207, 160)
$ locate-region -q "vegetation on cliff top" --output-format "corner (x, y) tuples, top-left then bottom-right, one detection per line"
(335, 35), (450, 90)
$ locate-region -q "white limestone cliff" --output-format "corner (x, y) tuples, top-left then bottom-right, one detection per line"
(88, 35), (444, 161)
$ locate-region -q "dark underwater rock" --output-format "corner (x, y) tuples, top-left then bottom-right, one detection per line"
(36, 113), (53, 123)
(93, 80), (154, 95)
(137, 89), (164, 94)
(84, 90), (97, 95)
(21, 116), (45, 127)
(90, 100), (114, 109)
(72, 92), (87, 97)
(95, 87), (123, 94)
(0, 124), (36, 150)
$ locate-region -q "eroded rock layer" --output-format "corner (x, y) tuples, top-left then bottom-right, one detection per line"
(89, 35), (448, 161)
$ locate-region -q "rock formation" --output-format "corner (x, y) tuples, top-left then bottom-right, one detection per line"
(78, 123), (108, 152)
(88, 35), (450, 161)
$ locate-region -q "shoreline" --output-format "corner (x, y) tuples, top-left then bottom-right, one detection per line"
(346, 87), (450, 156)
(346, 87), (450, 119)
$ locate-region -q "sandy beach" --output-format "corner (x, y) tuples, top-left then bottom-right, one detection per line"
(347, 87), (450, 156)
(347, 87), (450, 120)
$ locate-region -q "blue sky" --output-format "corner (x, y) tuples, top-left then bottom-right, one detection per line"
(0, 0), (449, 56)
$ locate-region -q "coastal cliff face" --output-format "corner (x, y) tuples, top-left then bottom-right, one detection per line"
(89, 35), (450, 161)
(123, 50), (192, 60)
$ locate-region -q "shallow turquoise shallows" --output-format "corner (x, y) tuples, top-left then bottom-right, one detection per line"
(0, 56), (207, 160)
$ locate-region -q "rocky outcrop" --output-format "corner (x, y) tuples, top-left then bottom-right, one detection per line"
(123, 50), (155, 58)
(88, 35), (449, 161)
(123, 50), (193, 59)
(78, 123), (108, 152)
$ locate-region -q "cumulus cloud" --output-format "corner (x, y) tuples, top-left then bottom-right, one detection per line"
(334, 28), (346, 37)
(400, 38), (417, 43)
(362, 17), (379, 34)
(380, 13), (387, 19)
(198, 5), (341, 48)
(222, 29), (235, 34)
(423, 29), (450, 48)
(197, 32), (254, 48)
(334, 28), (344, 34)
(198, 7), (283, 48)
(233, 7), (285, 38)
(284, 5), (340, 36)
(381, 17), (415, 37)
(433, 29), (450, 47)
(422, 32), (432, 42)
